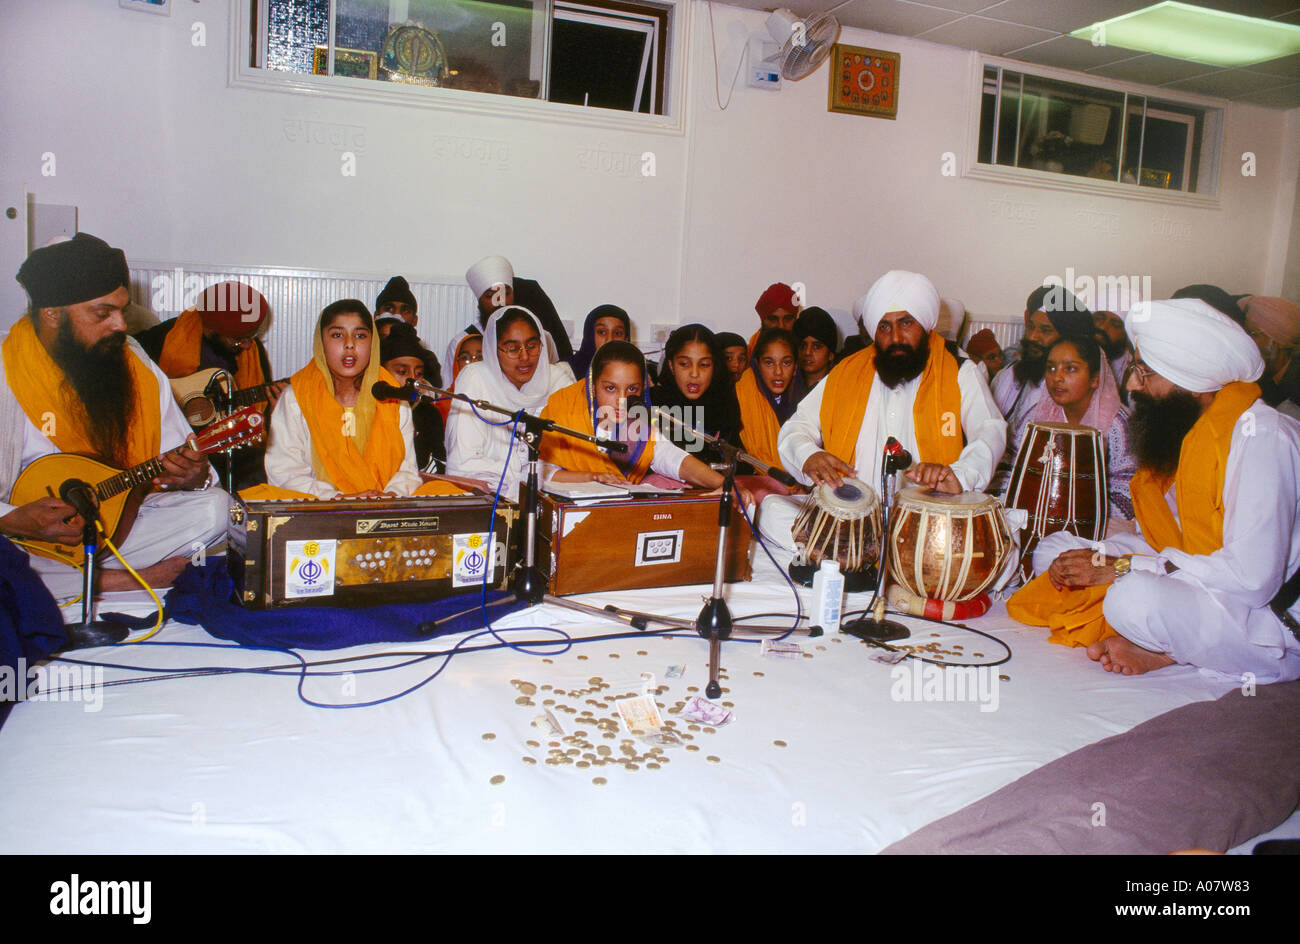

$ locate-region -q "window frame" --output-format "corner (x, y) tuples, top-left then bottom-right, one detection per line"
(229, 0), (690, 135)
(964, 55), (1224, 209)
(551, 0), (666, 114)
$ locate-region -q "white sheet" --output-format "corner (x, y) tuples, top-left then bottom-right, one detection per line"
(0, 549), (1252, 854)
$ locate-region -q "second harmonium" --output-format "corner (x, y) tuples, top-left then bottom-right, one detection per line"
(228, 495), (515, 609)
(538, 491), (751, 596)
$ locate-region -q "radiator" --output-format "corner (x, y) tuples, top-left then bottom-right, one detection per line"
(963, 317), (1023, 352)
(128, 262), (480, 380)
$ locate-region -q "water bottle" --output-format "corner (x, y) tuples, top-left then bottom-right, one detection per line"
(811, 559), (845, 633)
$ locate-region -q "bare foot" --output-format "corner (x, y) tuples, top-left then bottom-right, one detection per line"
(1086, 635), (1175, 675)
(97, 555), (190, 592)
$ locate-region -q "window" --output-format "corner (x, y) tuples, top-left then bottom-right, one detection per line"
(975, 63), (1221, 200)
(245, 0), (676, 120)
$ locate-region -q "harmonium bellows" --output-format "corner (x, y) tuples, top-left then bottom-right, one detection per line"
(228, 495), (517, 609)
(537, 492), (752, 596)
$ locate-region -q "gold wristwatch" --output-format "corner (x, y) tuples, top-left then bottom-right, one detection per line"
(1112, 555), (1133, 579)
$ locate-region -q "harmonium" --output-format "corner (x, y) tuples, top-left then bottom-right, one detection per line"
(536, 491), (752, 596)
(228, 495), (517, 609)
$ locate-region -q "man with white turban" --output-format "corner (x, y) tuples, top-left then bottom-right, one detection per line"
(777, 270), (1005, 496)
(1008, 298), (1300, 683)
(464, 255), (574, 361)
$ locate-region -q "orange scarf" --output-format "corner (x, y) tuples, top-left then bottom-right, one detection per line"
(734, 369), (785, 473)
(820, 331), (963, 468)
(540, 379), (655, 483)
(1007, 381), (1259, 646)
(289, 360), (410, 494)
(158, 308), (267, 399)
(2, 316), (159, 467)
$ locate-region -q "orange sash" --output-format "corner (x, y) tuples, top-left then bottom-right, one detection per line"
(819, 332), (963, 468)
(1007, 381), (1259, 646)
(157, 309), (267, 398)
(290, 362), (409, 494)
(1, 316), (159, 467)
(734, 369), (785, 473)
(540, 379), (655, 483)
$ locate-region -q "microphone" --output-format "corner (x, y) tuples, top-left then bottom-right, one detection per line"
(884, 436), (913, 473)
(592, 433), (629, 455)
(58, 478), (99, 523)
(766, 466), (799, 489)
(371, 380), (419, 404)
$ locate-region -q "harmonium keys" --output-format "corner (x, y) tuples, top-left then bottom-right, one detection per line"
(228, 494), (518, 609)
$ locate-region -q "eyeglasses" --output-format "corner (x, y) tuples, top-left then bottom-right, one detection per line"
(497, 339), (542, 358)
(1129, 361), (1157, 387)
(456, 351), (483, 365)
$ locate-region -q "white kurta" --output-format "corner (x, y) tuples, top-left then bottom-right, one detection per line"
(264, 387), (423, 498)
(446, 360), (574, 498)
(991, 366), (1046, 463)
(1030, 401), (1300, 683)
(777, 354), (1006, 493)
(0, 336), (226, 602)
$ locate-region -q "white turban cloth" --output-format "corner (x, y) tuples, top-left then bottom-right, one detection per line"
(1127, 297), (1263, 394)
(466, 255), (515, 299)
(855, 270), (941, 337)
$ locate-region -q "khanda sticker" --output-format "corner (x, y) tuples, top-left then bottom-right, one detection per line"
(285, 539), (337, 599)
(452, 532), (494, 587)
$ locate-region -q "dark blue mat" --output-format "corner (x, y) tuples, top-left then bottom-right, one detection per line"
(0, 537), (68, 730)
(163, 559), (526, 650)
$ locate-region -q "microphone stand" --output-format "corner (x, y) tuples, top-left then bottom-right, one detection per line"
(652, 407), (822, 700)
(841, 444), (911, 643)
(379, 380), (621, 605)
(58, 481), (129, 650)
(385, 381), (819, 702)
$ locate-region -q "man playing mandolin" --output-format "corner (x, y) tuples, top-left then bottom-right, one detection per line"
(0, 234), (230, 600)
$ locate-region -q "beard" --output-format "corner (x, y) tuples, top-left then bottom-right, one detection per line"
(1097, 332), (1128, 361)
(49, 315), (136, 468)
(1012, 337), (1048, 385)
(1128, 390), (1202, 478)
(875, 338), (930, 388)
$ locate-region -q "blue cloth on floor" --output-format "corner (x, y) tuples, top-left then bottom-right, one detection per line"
(0, 536), (68, 730)
(164, 558), (525, 650)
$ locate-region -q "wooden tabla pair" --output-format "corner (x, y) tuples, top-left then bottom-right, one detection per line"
(791, 478), (1011, 616)
(1004, 421), (1108, 581)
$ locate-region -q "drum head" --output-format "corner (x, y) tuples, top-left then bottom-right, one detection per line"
(893, 485), (1000, 511)
(813, 477), (880, 519)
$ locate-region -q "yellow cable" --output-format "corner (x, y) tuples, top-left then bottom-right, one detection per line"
(96, 522), (165, 642)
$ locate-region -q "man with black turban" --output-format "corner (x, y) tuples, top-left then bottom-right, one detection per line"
(0, 234), (229, 603)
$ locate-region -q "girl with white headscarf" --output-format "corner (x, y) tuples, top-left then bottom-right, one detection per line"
(445, 306), (574, 496)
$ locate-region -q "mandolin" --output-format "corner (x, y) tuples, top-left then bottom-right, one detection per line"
(169, 367), (289, 429)
(9, 406), (265, 565)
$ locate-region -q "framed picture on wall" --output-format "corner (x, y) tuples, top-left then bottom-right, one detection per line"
(828, 44), (900, 119)
(119, 0), (171, 14)
(312, 47), (380, 81)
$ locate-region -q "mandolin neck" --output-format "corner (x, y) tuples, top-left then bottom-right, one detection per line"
(97, 457), (167, 500)
(230, 379), (286, 409)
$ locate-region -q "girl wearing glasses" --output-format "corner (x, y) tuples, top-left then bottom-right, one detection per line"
(445, 306), (574, 496)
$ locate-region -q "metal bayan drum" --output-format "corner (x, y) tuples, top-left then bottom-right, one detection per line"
(791, 477), (882, 592)
(888, 487), (1011, 604)
(1005, 421), (1107, 580)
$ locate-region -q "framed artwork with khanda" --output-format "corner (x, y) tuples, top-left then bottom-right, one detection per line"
(829, 44), (900, 119)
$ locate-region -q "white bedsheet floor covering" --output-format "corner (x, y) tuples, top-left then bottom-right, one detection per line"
(0, 547), (1289, 854)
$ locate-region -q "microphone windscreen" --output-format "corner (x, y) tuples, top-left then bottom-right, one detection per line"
(371, 381), (417, 403)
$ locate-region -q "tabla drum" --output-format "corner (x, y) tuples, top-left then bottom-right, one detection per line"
(888, 487), (1011, 604)
(1005, 421), (1107, 580)
(790, 477), (882, 592)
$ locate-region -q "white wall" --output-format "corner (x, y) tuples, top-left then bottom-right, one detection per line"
(2, 0), (1297, 355)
